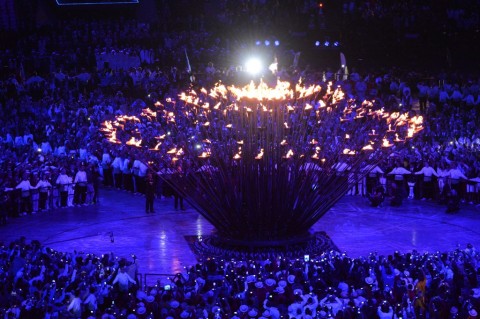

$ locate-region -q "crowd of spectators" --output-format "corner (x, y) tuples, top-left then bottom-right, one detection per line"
(1, 11), (480, 220)
(2, 237), (480, 318)
(0, 1), (480, 317)
(2, 69), (480, 217)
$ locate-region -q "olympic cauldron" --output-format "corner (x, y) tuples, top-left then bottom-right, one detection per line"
(101, 80), (423, 256)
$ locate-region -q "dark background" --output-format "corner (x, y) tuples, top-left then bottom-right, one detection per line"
(1, 0), (479, 74)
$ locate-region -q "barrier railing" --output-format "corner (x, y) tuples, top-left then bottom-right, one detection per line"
(359, 175), (480, 204)
(141, 273), (177, 290)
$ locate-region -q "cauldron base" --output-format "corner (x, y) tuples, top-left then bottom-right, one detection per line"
(187, 231), (339, 260)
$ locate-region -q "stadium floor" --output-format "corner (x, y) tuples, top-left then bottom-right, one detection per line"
(1, 188), (480, 283)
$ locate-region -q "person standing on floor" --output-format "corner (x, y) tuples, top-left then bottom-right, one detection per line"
(56, 168), (71, 207)
(132, 155), (141, 193)
(137, 159), (148, 195)
(388, 162), (411, 198)
(111, 152), (124, 189)
(172, 165), (185, 210)
(73, 163), (88, 205)
(389, 182), (403, 207)
(145, 172), (156, 213)
(445, 162), (469, 199)
(30, 173), (40, 214)
(122, 155), (133, 192)
(364, 164), (384, 195)
(446, 188), (460, 214)
(101, 148), (112, 187)
(87, 163), (100, 204)
(36, 172), (52, 211)
(173, 187), (185, 210)
(16, 173), (35, 215)
(414, 161), (439, 200)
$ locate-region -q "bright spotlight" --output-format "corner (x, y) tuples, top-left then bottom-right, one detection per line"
(264, 40), (270, 46)
(245, 58), (263, 75)
(274, 40), (280, 46)
(255, 40), (261, 46)
(333, 41), (339, 47)
(324, 41), (330, 47)
(315, 41), (320, 47)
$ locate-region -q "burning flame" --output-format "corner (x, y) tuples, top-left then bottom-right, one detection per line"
(126, 137), (142, 147)
(255, 149), (264, 160)
(407, 127), (414, 138)
(100, 77), (425, 178)
(233, 147), (242, 160)
(149, 142), (162, 151)
(343, 148), (356, 155)
(382, 138), (393, 148)
(167, 112), (176, 123)
(284, 149), (294, 159)
(181, 80), (321, 103)
(117, 115), (140, 123)
(394, 133), (404, 142)
(141, 108), (157, 119)
(198, 152), (210, 158)
(332, 86), (345, 104)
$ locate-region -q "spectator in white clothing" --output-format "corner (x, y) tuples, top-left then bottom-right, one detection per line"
(74, 164), (88, 205)
(112, 266), (136, 293)
(67, 290), (82, 318)
(56, 168), (71, 207)
(388, 164), (411, 193)
(16, 174), (35, 215)
(445, 163), (469, 197)
(83, 287), (98, 315)
(36, 173), (52, 211)
(414, 162), (439, 200)
(111, 153), (124, 189)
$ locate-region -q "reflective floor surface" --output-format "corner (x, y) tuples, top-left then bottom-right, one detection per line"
(1, 188), (480, 279)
